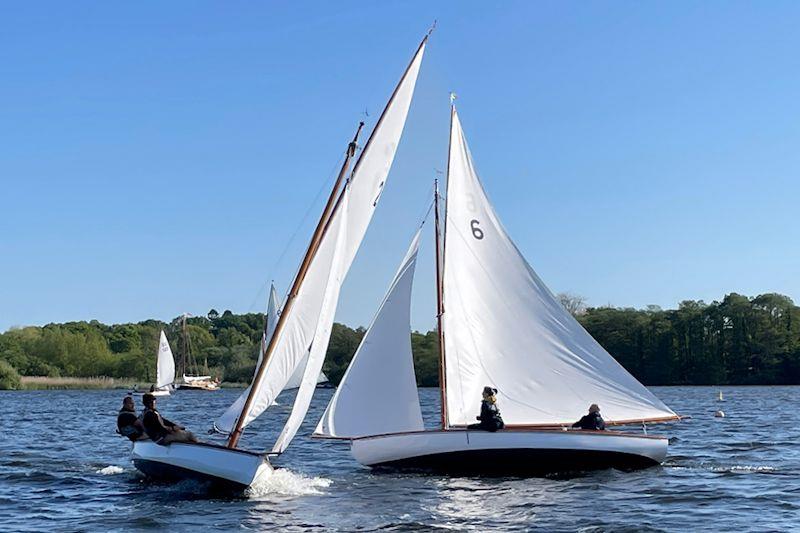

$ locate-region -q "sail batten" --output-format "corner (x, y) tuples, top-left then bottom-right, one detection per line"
(442, 107), (676, 427)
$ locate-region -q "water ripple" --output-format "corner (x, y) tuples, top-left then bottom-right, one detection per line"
(1, 387), (799, 531)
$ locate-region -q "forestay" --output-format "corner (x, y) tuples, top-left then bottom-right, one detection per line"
(442, 107), (678, 427)
(315, 229), (424, 439)
(156, 330), (175, 389)
(214, 284), (280, 434)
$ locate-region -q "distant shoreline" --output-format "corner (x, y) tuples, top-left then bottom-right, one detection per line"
(14, 376), (248, 391)
(5, 378), (799, 392)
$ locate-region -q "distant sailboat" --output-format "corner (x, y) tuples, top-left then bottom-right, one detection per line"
(176, 314), (219, 391)
(130, 32), (428, 489)
(149, 331), (176, 397)
(315, 104), (681, 475)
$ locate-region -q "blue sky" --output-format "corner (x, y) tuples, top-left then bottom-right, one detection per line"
(2, 1), (798, 333)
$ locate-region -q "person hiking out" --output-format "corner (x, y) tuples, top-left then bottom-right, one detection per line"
(117, 395), (145, 441)
(141, 393), (198, 445)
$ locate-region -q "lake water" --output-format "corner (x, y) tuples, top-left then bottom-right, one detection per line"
(1, 386), (798, 531)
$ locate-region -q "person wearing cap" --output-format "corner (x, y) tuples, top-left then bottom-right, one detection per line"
(141, 393), (198, 445)
(117, 395), (145, 441)
(467, 386), (505, 432)
(572, 404), (606, 430)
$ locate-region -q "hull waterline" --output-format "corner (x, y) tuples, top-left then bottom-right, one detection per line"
(351, 428), (668, 475)
(131, 441), (272, 490)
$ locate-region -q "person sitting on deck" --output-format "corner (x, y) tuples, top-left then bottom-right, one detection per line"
(467, 386), (505, 432)
(141, 393), (199, 445)
(117, 395), (145, 441)
(572, 404), (606, 430)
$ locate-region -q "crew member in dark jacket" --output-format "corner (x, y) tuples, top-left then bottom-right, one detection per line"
(572, 404), (606, 430)
(117, 395), (145, 441)
(141, 393), (198, 445)
(468, 386), (505, 432)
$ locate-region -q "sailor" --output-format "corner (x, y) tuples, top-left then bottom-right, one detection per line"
(141, 393), (198, 445)
(468, 386), (505, 432)
(116, 395), (145, 441)
(572, 404), (606, 430)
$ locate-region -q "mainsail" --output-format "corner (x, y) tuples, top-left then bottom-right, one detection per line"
(156, 330), (176, 389)
(315, 229), (424, 439)
(228, 37), (427, 449)
(442, 106), (678, 427)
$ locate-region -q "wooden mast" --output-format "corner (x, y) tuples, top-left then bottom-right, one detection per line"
(227, 122), (364, 448)
(434, 177), (448, 429)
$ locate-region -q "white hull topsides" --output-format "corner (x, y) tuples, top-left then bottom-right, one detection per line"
(350, 428), (668, 474)
(131, 441), (273, 489)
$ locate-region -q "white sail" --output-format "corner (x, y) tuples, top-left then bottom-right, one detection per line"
(214, 284), (280, 434)
(156, 330), (176, 389)
(283, 353), (329, 389)
(315, 229), (424, 438)
(271, 195), (349, 453)
(270, 43), (426, 451)
(233, 39), (427, 442)
(237, 193), (348, 432)
(442, 107), (678, 427)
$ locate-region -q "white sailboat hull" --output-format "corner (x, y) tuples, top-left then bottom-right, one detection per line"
(131, 441), (273, 490)
(350, 428), (668, 475)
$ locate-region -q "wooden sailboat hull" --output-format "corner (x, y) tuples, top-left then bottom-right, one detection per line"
(131, 441), (272, 490)
(350, 428), (668, 475)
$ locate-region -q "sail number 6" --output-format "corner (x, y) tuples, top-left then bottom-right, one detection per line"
(470, 219), (484, 240)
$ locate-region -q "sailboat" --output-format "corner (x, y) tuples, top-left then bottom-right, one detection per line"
(176, 314), (219, 391)
(314, 104), (681, 475)
(130, 32), (428, 489)
(149, 331), (176, 396)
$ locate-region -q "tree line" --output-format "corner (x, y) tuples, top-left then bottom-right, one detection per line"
(0, 292), (798, 389)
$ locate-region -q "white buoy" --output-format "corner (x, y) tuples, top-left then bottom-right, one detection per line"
(717, 390), (724, 401)
(715, 410), (725, 418)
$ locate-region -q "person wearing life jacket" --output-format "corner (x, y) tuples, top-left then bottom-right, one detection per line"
(141, 393), (198, 445)
(468, 386), (505, 432)
(572, 404), (606, 430)
(117, 395), (145, 441)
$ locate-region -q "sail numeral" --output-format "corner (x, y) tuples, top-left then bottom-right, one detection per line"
(470, 219), (484, 240)
(466, 194), (476, 212)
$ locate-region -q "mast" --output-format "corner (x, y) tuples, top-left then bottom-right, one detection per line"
(181, 314), (189, 376)
(227, 122), (364, 448)
(434, 177), (448, 429)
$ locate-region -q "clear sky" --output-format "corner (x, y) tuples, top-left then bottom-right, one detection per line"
(2, 1), (799, 333)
